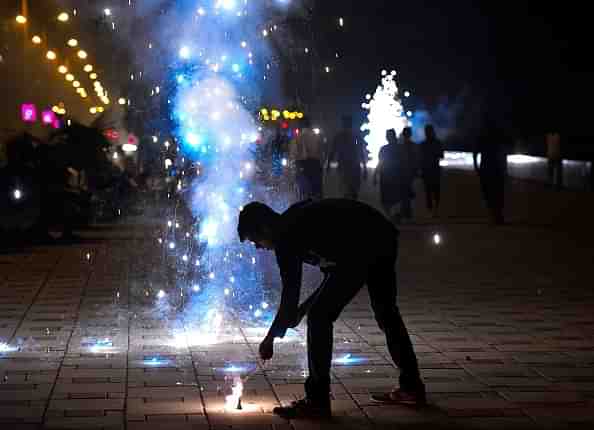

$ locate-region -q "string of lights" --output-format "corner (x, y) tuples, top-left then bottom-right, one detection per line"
(13, 5), (119, 116)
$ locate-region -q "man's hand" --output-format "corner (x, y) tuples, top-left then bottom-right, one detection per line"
(259, 335), (274, 361)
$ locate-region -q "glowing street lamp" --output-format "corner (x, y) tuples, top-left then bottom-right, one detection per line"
(65, 74), (75, 82)
(58, 65), (68, 74)
(46, 51), (57, 61)
(77, 50), (88, 60)
(90, 107), (97, 114)
(83, 64), (93, 73)
(67, 38), (78, 47)
(432, 233), (442, 245)
(21, 104), (37, 123)
(16, 15), (27, 24)
(89, 73), (98, 80)
(118, 97), (126, 105)
(57, 12), (69, 22)
(32, 35), (42, 44)
(41, 110), (56, 126)
(72, 81), (80, 88)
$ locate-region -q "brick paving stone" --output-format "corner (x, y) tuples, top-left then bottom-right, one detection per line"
(128, 424), (208, 430)
(127, 386), (203, 400)
(127, 398), (204, 421)
(449, 417), (540, 430)
(45, 412), (124, 429)
(0, 401), (45, 423)
(0, 383), (52, 401)
(1, 172), (594, 429)
(500, 390), (585, 403)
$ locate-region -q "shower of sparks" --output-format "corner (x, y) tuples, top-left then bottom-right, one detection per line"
(361, 70), (410, 167)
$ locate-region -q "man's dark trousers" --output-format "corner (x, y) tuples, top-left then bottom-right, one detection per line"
(303, 240), (422, 406)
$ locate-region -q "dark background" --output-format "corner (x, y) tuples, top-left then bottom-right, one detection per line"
(2, 1), (592, 156)
(308, 1), (591, 152)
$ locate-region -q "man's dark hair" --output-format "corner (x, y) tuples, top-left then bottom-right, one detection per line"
(301, 117), (312, 128)
(238, 202), (279, 242)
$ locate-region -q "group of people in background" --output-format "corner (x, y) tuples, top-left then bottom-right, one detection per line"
(375, 125), (443, 224)
(290, 116), (444, 225)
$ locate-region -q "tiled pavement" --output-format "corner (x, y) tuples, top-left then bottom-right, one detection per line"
(1, 171), (594, 430)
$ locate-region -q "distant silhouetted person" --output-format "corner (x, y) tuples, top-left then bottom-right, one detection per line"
(291, 118), (324, 199)
(590, 157), (594, 192)
(398, 127), (418, 221)
(327, 116), (367, 199)
(546, 131), (563, 190)
(374, 129), (410, 223)
(474, 118), (509, 225)
(420, 125), (444, 217)
(238, 199), (425, 419)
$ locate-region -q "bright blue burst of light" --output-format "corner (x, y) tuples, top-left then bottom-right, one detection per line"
(223, 365), (246, 373)
(333, 354), (366, 365)
(186, 132), (202, 147)
(89, 338), (113, 353)
(144, 356), (170, 366)
(216, 0), (237, 11)
(179, 46), (191, 59)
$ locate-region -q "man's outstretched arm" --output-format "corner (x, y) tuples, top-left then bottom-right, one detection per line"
(268, 250), (303, 339)
(260, 250), (302, 360)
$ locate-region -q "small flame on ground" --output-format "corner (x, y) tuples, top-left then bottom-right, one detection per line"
(224, 375), (244, 411)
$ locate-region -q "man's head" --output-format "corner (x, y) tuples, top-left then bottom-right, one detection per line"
(424, 125), (436, 141)
(402, 127), (413, 141)
(238, 202), (280, 250)
(301, 117), (312, 130)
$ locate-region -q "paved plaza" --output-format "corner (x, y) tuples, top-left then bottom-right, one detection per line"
(1, 170), (594, 430)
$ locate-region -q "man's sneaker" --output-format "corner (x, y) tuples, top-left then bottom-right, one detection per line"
(273, 398), (332, 419)
(370, 388), (427, 406)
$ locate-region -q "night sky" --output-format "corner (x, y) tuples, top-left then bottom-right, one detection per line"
(312, 1), (590, 140)
(1, 1), (591, 145)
